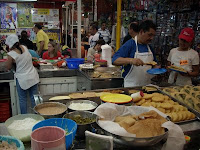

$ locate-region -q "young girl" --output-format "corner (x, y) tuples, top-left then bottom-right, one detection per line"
(42, 41), (62, 60)
(168, 28), (199, 85)
(5, 34), (39, 114)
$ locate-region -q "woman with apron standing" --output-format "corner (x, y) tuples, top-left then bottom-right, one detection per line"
(112, 20), (157, 87)
(168, 28), (199, 85)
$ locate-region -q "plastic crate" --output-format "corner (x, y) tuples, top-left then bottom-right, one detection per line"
(66, 58), (84, 69)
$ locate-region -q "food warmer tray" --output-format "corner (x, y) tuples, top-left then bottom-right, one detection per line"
(159, 88), (200, 119)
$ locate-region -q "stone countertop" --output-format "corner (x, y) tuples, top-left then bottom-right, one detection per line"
(37, 68), (78, 78)
(0, 69), (79, 80)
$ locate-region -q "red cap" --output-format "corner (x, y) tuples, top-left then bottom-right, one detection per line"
(179, 28), (194, 42)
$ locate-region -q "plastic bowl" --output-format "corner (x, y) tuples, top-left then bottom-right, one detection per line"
(66, 58), (84, 69)
(0, 135), (25, 150)
(32, 118), (77, 150)
(5, 114), (44, 142)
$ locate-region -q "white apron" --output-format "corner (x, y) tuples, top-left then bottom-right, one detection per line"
(124, 36), (154, 87)
(168, 49), (192, 85)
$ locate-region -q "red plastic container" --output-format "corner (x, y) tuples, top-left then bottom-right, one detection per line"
(0, 99), (11, 122)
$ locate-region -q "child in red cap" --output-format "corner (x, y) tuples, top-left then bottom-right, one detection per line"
(167, 28), (199, 85)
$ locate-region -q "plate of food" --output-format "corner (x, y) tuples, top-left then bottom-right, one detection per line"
(168, 65), (187, 73)
(100, 94), (132, 104)
(147, 68), (167, 75)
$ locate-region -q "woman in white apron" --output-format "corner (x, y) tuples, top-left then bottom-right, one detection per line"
(168, 28), (199, 85)
(124, 36), (154, 87)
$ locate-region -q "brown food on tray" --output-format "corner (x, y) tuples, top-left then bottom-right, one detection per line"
(83, 92), (97, 97)
(128, 89), (139, 94)
(95, 92), (111, 97)
(68, 93), (87, 99)
(103, 89), (124, 94)
(115, 110), (167, 138)
(133, 92), (196, 122)
(162, 86), (200, 112)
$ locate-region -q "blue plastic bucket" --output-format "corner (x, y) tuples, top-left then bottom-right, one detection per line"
(66, 58), (84, 69)
(0, 135), (25, 150)
(32, 118), (77, 150)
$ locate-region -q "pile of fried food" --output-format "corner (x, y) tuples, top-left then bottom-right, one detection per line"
(132, 92), (195, 122)
(163, 85), (200, 112)
(168, 65), (187, 73)
(0, 141), (17, 150)
(91, 71), (113, 78)
(114, 110), (167, 138)
(68, 90), (124, 99)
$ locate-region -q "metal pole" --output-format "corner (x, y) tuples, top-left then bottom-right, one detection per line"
(77, 0), (82, 58)
(65, 4), (68, 46)
(71, 3), (74, 49)
(116, 0), (122, 50)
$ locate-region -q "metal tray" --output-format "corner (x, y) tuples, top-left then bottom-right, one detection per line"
(159, 88), (200, 119)
(120, 86), (199, 123)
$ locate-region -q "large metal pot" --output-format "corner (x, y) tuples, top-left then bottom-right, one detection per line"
(63, 111), (96, 138)
(33, 102), (67, 119)
(96, 117), (168, 147)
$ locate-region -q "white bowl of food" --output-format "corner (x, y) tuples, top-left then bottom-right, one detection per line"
(67, 100), (98, 112)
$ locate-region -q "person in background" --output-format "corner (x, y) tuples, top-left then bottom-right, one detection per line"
(167, 28), (199, 85)
(33, 24), (49, 57)
(98, 21), (111, 44)
(19, 30), (34, 50)
(81, 36), (89, 58)
(87, 39), (105, 62)
(112, 20), (157, 87)
(5, 34), (39, 114)
(61, 45), (72, 58)
(89, 23), (100, 48)
(42, 41), (62, 60)
(123, 22), (139, 45)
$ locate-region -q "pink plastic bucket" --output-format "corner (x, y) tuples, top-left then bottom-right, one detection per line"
(31, 126), (66, 150)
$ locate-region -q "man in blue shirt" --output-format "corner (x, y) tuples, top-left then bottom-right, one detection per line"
(112, 20), (157, 87)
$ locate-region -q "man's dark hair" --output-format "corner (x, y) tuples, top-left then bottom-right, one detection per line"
(34, 24), (42, 29)
(130, 22), (139, 32)
(101, 21), (106, 25)
(21, 30), (28, 39)
(96, 39), (105, 45)
(139, 20), (156, 32)
(90, 23), (98, 31)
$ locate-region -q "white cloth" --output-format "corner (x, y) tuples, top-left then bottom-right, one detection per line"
(7, 46), (39, 90)
(98, 28), (110, 43)
(111, 25), (126, 48)
(5, 34), (19, 49)
(89, 32), (100, 48)
(168, 47), (199, 85)
(124, 36), (154, 87)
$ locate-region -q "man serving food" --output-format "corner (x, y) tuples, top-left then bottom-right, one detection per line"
(112, 20), (157, 87)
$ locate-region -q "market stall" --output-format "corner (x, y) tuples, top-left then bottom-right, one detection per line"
(0, 85), (200, 149)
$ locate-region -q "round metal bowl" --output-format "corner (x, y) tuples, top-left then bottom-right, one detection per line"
(66, 100), (98, 112)
(63, 111), (96, 138)
(33, 102), (67, 119)
(96, 117), (168, 147)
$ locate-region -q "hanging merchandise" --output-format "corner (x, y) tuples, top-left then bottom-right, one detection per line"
(17, 3), (34, 28)
(0, 3), (17, 29)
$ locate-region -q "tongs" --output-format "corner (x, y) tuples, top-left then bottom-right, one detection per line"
(33, 93), (43, 105)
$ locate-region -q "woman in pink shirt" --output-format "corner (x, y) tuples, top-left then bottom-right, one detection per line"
(42, 41), (62, 60)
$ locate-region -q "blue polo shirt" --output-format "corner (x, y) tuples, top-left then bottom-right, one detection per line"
(112, 39), (157, 78)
